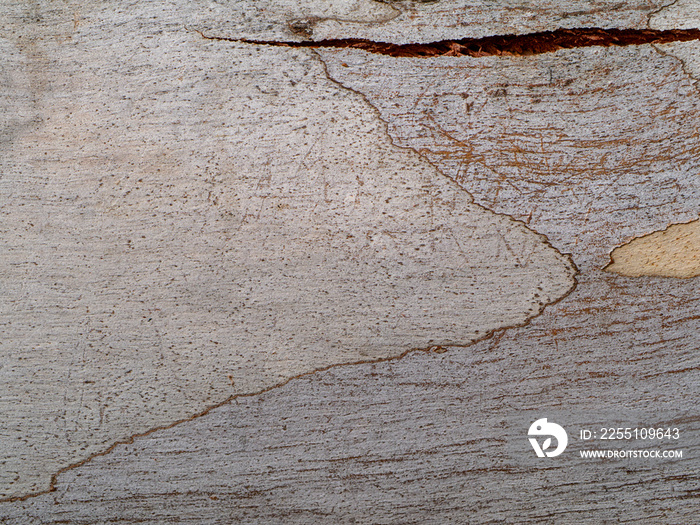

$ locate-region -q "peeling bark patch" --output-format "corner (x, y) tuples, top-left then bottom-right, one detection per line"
(606, 220), (700, 278)
(218, 28), (700, 57)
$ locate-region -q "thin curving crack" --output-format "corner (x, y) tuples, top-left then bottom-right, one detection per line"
(196, 27), (700, 57)
(647, 0), (683, 26)
(651, 42), (700, 92)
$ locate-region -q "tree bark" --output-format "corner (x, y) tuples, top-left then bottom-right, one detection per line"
(0, 0), (698, 522)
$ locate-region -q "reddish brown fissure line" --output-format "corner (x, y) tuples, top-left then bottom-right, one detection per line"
(233, 28), (700, 57)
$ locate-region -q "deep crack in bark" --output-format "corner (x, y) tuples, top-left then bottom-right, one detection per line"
(203, 27), (700, 57)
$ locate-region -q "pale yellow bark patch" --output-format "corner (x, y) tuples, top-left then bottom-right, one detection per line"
(606, 220), (700, 278)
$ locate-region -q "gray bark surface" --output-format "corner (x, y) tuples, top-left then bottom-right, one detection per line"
(1, 0), (699, 522)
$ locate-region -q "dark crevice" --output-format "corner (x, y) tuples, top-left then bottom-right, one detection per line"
(202, 27), (700, 57)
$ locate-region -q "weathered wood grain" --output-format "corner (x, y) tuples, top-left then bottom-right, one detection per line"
(1, 0), (699, 522)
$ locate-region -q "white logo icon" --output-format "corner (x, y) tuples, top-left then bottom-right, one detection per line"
(528, 418), (568, 457)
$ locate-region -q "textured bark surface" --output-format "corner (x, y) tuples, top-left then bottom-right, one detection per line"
(319, 43), (700, 270)
(0, 3), (576, 501)
(2, 269), (699, 523)
(189, 0), (674, 43)
(1, 0), (699, 522)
